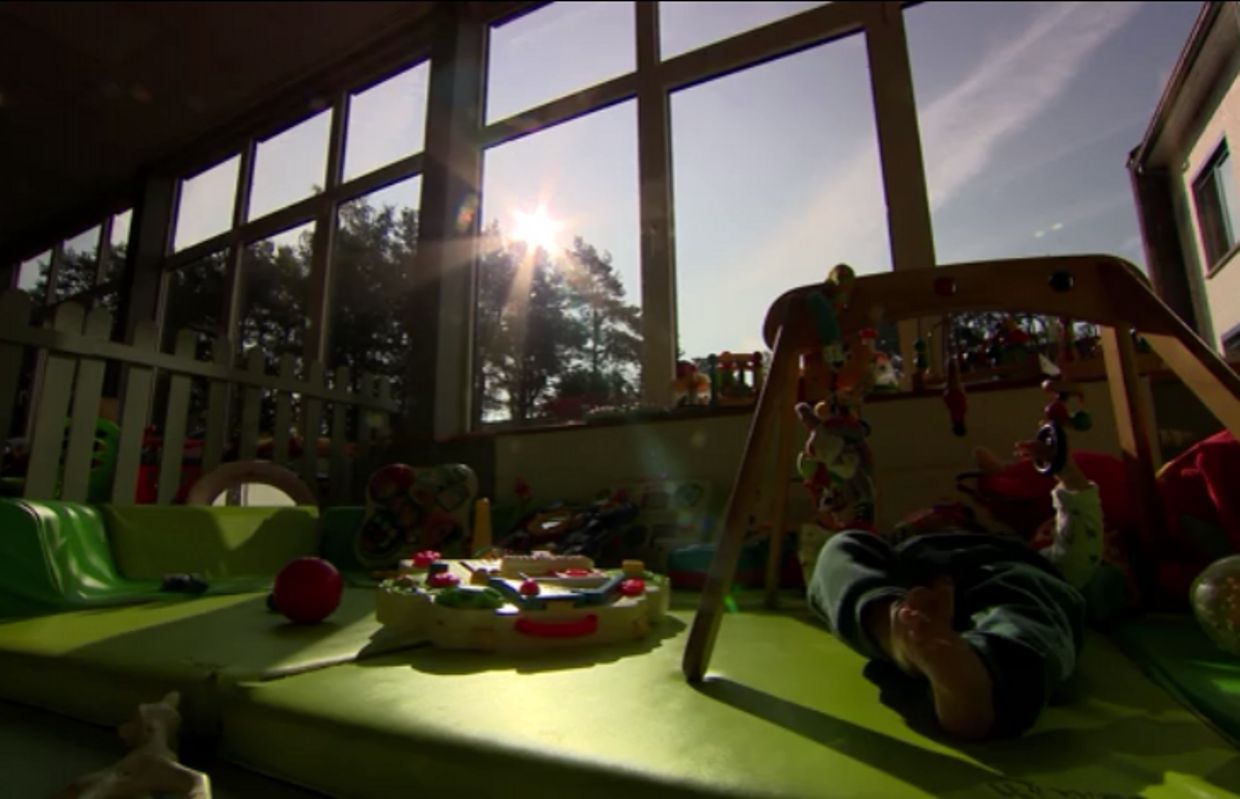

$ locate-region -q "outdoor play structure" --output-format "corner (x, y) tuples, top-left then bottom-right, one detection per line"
(683, 254), (1240, 681)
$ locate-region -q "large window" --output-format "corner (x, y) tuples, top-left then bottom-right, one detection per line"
(248, 112), (332, 221)
(659, 1), (826, 59)
(485, 2), (635, 123)
(1193, 142), (1240, 269)
(16, 251), (51, 297)
(330, 177), (422, 404)
(239, 223), (315, 360)
(57, 226), (102, 301)
(476, 103), (642, 426)
(344, 64), (429, 181)
(670, 36), (885, 363)
(173, 156), (240, 252)
(24, 0), (1201, 444)
(159, 54), (431, 438)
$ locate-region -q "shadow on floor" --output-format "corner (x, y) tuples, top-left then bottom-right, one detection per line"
(694, 675), (1240, 798)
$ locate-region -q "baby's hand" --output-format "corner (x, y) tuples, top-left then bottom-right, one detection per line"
(1013, 437), (1055, 463)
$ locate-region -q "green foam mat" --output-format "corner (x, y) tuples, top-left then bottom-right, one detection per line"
(0, 588), (405, 731)
(1113, 614), (1240, 747)
(103, 504), (320, 580)
(0, 499), (159, 617)
(218, 601), (1240, 799)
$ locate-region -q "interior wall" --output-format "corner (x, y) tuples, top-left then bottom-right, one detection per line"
(493, 380), (1123, 536)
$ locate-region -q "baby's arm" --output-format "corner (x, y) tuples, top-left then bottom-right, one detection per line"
(1014, 439), (1104, 588)
(1042, 457), (1104, 588)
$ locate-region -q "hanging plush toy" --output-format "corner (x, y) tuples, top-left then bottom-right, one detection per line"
(795, 401), (876, 531)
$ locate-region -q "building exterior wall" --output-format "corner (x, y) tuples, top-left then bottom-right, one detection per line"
(1179, 61), (1240, 352)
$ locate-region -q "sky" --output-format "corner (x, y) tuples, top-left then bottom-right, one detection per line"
(43, 1), (1202, 363)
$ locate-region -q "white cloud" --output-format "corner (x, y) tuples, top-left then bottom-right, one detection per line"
(918, 2), (1142, 209)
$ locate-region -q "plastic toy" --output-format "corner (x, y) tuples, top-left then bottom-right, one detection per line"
(375, 553), (669, 652)
(1191, 554), (1240, 655)
(272, 557), (343, 624)
(500, 496), (639, 561)
(1031, 377), (1092, 477)
(57, 691), (212, 799)
(355, 463), (479, 569)
(706, 352), (763, 407)
(184, 460), (316, 506)
(794, 401), (875, 532)
(671, 360), (711, 406)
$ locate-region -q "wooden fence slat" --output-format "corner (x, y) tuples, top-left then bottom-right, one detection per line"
(300, 360), (324, 498)
(329, 365), (351, 504)
(112, 322), (158, 503)
(202, 335), (233, 473)
(25, 303), (85, 499)
(0, 291), (34, 446)
(239, 349), (265, 461)
(355, 372), (375, 478)
(375, 378), (393, 440)
(157, 330), (197, 505)
(61, 307), (113, 501)
(0, 321), (396, 411)
(272, 354), (296, 466)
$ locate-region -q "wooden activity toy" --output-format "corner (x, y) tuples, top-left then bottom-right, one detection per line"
(682, 255), (1240, 683)
(375, 551), (669, 652)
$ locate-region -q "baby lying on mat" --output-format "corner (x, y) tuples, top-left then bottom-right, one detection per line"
(805, 435), (1103, 740)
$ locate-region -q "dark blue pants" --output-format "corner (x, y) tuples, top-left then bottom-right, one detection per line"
(807, 531), (1086, 737)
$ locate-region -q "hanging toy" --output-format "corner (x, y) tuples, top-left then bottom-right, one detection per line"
(1031, 379), (1091, 476)
(1041, 379), (1092, 432)
(808, 264), (857, 367)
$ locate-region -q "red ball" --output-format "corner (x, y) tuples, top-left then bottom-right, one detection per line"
(273, 557), (343, 624)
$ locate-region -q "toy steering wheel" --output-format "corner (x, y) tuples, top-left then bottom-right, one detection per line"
(1033, 422), (1068, 476)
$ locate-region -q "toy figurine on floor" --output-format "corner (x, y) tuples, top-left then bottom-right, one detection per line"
(56, 691), (211, 799)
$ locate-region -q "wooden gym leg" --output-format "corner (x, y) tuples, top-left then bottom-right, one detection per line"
(683, 328), (798, 682)
(763, 395), (798, 609)
(1100, 325), (1163, 565)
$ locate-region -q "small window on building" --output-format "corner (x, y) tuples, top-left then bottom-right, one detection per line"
(1192, 141), (1240, 268)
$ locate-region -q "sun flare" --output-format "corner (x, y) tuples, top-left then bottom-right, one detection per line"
(512, 205), (564, 254)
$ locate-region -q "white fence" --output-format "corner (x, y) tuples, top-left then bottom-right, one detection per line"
(0, 289), (398, 505)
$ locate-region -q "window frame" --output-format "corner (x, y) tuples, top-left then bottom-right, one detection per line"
(466, 0), (933, 431)
(5, 2), (937, 442)
(1192, 139), (1240, 274)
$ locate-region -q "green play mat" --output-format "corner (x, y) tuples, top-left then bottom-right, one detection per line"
(1114, 614), (1240, 747)
(217, 601), (1240, 799)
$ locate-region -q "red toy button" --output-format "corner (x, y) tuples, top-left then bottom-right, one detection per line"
(619, 578), (646, 597)
(427, 571), (460, 589)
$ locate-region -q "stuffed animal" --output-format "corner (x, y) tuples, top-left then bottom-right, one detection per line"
(56, 692), (211, 799)
(794, 401), (876, 532)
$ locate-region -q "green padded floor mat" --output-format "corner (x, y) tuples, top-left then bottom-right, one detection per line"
(218, 602), (1240, 799)
(0, 588), (406, 731)
(1113, 614), (1240, 747)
